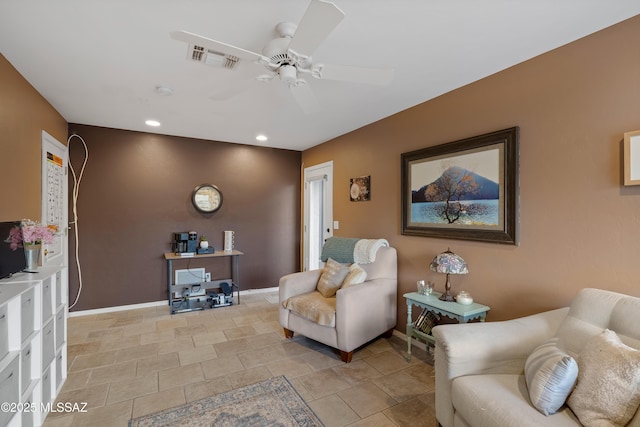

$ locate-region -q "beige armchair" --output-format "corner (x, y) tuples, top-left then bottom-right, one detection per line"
(279, 246), (397, 362)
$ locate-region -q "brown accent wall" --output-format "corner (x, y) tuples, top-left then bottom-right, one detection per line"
(0, 54), (68, 221)
(302, 16), (640, 322)
(67, 124), (300, 311)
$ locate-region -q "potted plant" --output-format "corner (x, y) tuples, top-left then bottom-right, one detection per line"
(21, 219), (56, 271)
(199, 235), (209, 249)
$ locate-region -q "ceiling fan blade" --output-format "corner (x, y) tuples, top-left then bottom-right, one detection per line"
(209, 79), (254, 101)
(171, 30), (267, 63)
(316, 64), (394, 86)
(290, 81), (320, 114)
(288, 0), (345, 57)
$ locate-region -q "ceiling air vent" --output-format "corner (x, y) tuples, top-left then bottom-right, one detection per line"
(221, 55), (239, 70)
(190, 45), (205, 62)
(187, 45), (239, 70)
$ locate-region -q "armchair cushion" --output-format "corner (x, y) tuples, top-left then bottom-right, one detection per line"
(524, 338), (578, 416)
(567, 329), (640, 427)
(317, 258), (349, 297)
(282, 291), (336, 327)
(341, 263), (367, 289)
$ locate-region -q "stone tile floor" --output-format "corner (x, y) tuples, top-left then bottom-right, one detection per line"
(43, 291), (436, 427)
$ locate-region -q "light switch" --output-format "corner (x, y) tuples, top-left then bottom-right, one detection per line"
(333, 221), (339, 229)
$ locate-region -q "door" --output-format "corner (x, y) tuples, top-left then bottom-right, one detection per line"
(303, 161), (333, 271)
(41, 131), (68, 267)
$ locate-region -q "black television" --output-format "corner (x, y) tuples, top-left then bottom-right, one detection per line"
(0, 221), (26, 279)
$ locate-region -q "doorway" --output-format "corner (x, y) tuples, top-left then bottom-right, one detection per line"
(303, 161), (333, 271)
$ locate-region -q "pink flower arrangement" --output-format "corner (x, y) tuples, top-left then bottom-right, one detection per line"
(21, 219), (56, 245)
(4, 225), (23, 251)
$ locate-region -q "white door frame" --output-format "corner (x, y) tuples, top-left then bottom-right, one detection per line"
(303, 161), (333, 271)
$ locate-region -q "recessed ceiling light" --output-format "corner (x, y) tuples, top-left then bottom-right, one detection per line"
(256, 134), (268, 141)
(145, 120), (161, 127)
(155, 86), (173, 96)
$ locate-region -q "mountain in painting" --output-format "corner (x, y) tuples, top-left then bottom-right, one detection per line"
(412, 166), (499, 203)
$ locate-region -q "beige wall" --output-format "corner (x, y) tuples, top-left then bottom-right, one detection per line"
(303, 16), (640, 322)
(0, 54), (68, 221)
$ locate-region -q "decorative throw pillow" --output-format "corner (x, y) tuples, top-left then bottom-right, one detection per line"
(524, 338), (579, 416)
(340, 263), (367, 289)
(316, 258), (350, 298)
(567, 329), (640, 427)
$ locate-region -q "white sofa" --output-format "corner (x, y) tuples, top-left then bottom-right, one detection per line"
(433, 288), (640, 427)
(279, 246), (397, 362)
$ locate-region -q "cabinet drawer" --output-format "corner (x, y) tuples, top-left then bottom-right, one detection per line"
(43, 319), (55, 369)
(43, 281), (53, 321)
(0, 305), (7, 360)
(21, 287), (35, 342)
(21, 342), (32, 393)
(0, 356), (19, 427)
(22, 392), (33, 427)
(56, 272), (63, 308)
(55, 309), (65, 350)
(42, 367), (51, 406)
(56, 351), (64, 390)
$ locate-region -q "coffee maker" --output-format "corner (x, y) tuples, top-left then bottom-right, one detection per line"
(173, 231), (198, 253)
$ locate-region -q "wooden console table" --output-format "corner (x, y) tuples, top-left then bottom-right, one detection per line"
(164, 250), (243, 314)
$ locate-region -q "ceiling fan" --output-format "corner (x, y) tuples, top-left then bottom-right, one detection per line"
(170, 0), (393, 113)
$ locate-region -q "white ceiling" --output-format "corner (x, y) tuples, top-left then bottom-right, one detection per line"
(1, 1), (639, 151)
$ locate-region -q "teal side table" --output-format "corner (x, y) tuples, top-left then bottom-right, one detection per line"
(404, 291), (490, 361)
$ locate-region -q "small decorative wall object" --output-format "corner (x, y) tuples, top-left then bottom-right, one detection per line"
(192, 183), (223, 213)
(624, 130), (640, 186)
(350, 175), (371, 201)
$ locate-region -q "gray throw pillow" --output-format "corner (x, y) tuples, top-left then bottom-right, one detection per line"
(525, 338), (578, 416)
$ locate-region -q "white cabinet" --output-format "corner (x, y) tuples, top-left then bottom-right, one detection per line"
(0, 356), (20, 427)
(0, 266), (67, 427)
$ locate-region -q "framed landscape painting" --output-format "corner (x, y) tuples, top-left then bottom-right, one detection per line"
(401, 127), (519, 244)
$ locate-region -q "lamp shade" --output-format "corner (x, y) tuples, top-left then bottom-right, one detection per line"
(429, 249), (468, 275)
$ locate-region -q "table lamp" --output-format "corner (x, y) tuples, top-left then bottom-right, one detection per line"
(430, 249), (468, 302)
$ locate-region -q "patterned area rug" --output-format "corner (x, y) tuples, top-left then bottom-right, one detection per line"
(129, 375), (324, 427)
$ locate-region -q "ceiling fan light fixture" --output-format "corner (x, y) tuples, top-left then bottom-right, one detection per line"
(279, 64), (297, 84)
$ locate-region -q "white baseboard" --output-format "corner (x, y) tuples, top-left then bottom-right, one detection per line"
(68, 286), (280, 318)
(68, 300), (167, 317)
(240, 286), (279, 294)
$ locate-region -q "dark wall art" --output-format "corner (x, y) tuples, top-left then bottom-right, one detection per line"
(401, 127), (519, 244)
(350, 175), (371, 201)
